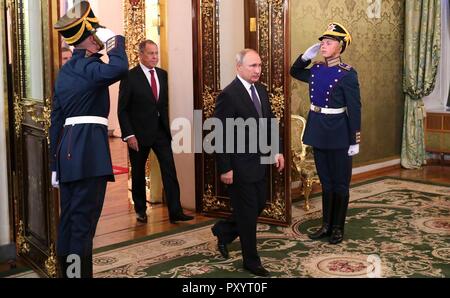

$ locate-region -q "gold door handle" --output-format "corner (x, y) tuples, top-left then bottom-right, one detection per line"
(22, 100), (51, 126)
(22, 100), (51, 144)
(22, 100), (40, 122)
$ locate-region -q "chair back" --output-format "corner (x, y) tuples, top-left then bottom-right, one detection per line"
(291, 115), (307, 159)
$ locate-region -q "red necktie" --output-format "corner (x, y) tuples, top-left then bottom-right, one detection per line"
(150, 69), (158, 101)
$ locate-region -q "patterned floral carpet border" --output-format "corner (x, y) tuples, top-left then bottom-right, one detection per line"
(92, 177), (450, 278)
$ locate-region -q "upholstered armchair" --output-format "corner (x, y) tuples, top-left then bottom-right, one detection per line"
(291, 115), (320, 211)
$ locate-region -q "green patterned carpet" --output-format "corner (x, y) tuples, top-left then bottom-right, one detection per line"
(92, 177), (450, 278)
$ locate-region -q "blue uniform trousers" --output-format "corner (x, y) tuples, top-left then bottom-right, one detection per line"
(57, 176), (107, 257)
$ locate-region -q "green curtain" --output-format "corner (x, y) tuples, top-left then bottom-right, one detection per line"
(401, 0), (441, 169)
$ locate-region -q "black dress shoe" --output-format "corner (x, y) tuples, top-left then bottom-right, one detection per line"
(329, 227), (344, 244)
(308, 224), (331, 240)
(243, 265), (270, 277)
(217, 243), (229, 259)
(211, 226), (229, 259)
(136, 213), (148, 223)
(169, 213), (194, 223)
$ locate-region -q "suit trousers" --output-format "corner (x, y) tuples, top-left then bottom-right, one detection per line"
(57, 176), (107, 257)
(129, 128), (182, 218)
(214, 178), (267, 268)
(313, 148), (352, 196)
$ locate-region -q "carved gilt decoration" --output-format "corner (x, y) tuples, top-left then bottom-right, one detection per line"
(45, 243), (57, 278)
(124, 0), (146, 67)
(202, 184), (227, 212)
(16, 220), (30, 254)
(13, 94), (23, 136)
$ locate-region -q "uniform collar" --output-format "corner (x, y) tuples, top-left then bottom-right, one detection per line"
(325, 56), (342, 67)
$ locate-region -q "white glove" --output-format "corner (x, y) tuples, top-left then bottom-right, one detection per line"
(301, 43), (321, 62)
(348, 144), (360, 156)
(95, 27), (116, 44)
(51, 171), (59, 188)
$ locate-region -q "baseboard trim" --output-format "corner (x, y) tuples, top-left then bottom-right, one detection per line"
(352, 158), (401, 177)
(426, 159), (450, 166)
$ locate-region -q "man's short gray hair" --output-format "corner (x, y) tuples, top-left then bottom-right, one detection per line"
(235, 48), (258, 65)
(61, 47), (72, 53)
(139, 39), (157, 53)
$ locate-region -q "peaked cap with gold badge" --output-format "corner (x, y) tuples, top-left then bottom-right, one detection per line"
(54, 1), (102, 46)
(319, 22), (352, 53)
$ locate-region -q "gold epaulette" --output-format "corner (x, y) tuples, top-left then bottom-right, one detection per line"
(339, 63), (352, 71)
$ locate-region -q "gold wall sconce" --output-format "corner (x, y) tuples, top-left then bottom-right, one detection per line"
(249, 17), (257, 32)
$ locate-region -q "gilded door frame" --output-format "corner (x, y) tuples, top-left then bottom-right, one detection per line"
(192, 0), (292, 226)
(2, 0), (16, 251)
(7, 0), (60, 277)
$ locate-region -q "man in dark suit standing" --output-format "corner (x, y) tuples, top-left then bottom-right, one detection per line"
(211, 49), (285, 277)
(118, 40), (193, 224)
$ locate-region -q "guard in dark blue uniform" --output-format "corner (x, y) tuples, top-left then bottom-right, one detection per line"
(50, 1), (128, 277)
(290, 22), (361, 244)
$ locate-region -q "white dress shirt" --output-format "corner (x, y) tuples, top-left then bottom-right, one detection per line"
(237, 75), (261, 105)
(140, 63), (160, 98)
(124, 64), (161, 141)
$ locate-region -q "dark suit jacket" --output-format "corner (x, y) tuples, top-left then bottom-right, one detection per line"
(118, 66), (171, 146)
(214, 77), (281, 183)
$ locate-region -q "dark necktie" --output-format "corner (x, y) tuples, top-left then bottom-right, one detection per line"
(150, 69), (158, 101)
(250, 85), (262, 117)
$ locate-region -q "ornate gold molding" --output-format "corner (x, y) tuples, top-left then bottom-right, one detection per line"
(261, 190), (286, 221)
(259, 0), (286, 117)
(200, 0), (220, 92)
(16, 220), (30, 254)
(202, 87), (218, 119)
(41, 105), (51, 144)
(13, 94), (22, 136)
(42, 0), (53, 98)
(124, 0), (146, 67)
(198, 0), (222, 217)
(202, 184), (227, 212)
(45, 243), (57, 278)
(269, 86), (285, 120)
(258, 0), (270, 86)
(269, 0), (285, 88)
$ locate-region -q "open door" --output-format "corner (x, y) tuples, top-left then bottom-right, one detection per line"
(7, 0), (60, 277)
(193, 0), (291, 226)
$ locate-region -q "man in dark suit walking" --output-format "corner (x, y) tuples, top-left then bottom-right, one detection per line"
(211, 49), (284, 277)
(118, 40), (193, 224)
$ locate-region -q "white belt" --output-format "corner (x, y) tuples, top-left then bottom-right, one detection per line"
(64, 116), (108, 126)
(310, 104), (346, 114)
